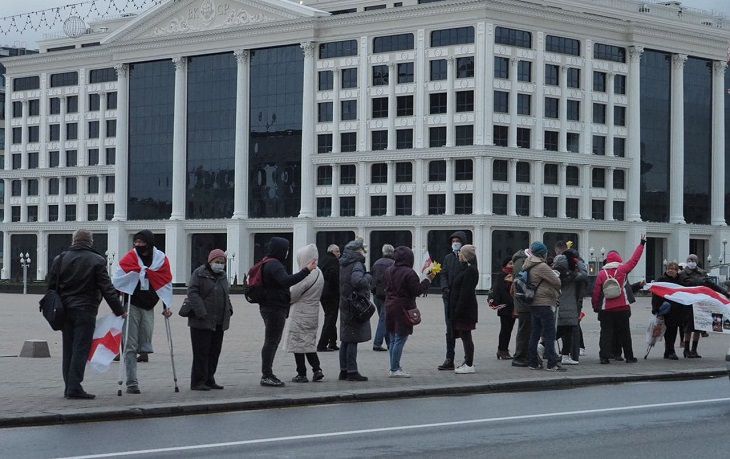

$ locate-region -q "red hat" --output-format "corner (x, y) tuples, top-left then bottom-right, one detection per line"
(605, 251), (622, 264)
(208, 249), (226, 263)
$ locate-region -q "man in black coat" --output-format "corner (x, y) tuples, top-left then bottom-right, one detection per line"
(259, 237), (316, 387)
(317, 244), (341, 352)
(48, 229), (126, 399)
(438, 230), (468, 370)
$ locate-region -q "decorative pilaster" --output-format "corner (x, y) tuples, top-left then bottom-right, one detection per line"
(445, 159), (454, 215)
(232, 49), (250, 219)
(534, 33), (545, 150)
(534, 160), (544, 217)
(112, 63), (129, 221)
(414, 159), (425, 215)
(386, 160), (395, 216)
(669, 53), (687, 224)
(415, 29), (426, 148)
(711, 60), (727, 226)
(357, 162), (368, 217)
(332, 67), (341, 153)
(483, 157), (493, 215)
(358, 37), (369, 151)
(474, 22), (487, 145)
(558, 163), (567, 218)
(3, 76), (10, 171)
(170, 56), (188, 221)
(97, 174), (105, 221)
(626, 45), (643, 222)
(1, 231), (10, 279)
(38, 178), (48, 222)
(581, 165), (592, 220)
(387, 62), (396, 150)
(559, 65), (569, 152)
(330, 164), (340, 217)
(508, 58), (519, 148)
(473, 156), (484, 215)
(299, 41), (316, 219)
(582, 40), (594, 154)
(507, 158), (517, 216)
(606, 167), (615, 221)
(606, 73), (615, 156)
(446, 56), (456, 147)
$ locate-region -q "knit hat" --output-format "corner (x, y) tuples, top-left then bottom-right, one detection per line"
(460, 244), (476, 262)
(345, 237), (367, 253)
(208, 249), (226, 263)
(687, 254), (698, 263)
(529, 241), (548, 259)
(605, 250), (623, 264)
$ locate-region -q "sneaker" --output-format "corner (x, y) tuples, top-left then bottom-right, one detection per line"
(126, 385), (141, 394)
(388, 369), (411, 378)
(260, 376), (285, 387)
(346, 372), (368, 382)
(580, 348), (586, 356)
(66, 391), (96, 399)
(312, 369), (325, 382)
(437, 358), (455, 370)
(136, 353), (149, 363)
(561, 356), (579, 365)
(546, 364), (567, 372)
(528, 363), (543, 370)
(511, 360), (529, 367)
(292, 375), (309, 383)
(372, 346), (387, 352)
(454, 364), (476, 374)
(537, 343), (545, 359)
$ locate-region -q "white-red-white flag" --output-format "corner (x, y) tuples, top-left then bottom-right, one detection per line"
(648, 282), (730, 334)
(421, 251), (433, 272)
(88, 315), (124, 373)
(112, 247), (174, 310)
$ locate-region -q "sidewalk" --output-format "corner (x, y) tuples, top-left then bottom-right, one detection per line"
(0, 293), (727, 427)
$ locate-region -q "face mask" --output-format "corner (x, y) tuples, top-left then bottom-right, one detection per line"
(502, 266), (513, 274)
(210, 263), (225, 273)
(686, 262), (697, 270)
(452, 242), (462, 252)
(135, 246), (148, 257)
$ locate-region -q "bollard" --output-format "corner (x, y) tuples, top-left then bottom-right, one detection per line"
(19, 340), (51, 358)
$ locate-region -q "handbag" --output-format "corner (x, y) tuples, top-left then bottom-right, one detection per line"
(178, 298), (194, 318)
(350, 292), (376, 323)
(404, 306), (422, 326)
(39, 252), (66, 331)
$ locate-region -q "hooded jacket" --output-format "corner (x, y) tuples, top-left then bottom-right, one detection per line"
(553, 254), (588, 325)
(384, 246), (431, 336)
(260, 237), (310, 313)
(130, 230), (160, 310)
(372, 254), (395, 300)
(511, 249), (529, 314)
(449, 259), (479, 325)
(591, 243), (644, 312)
(186, 264), (233, 331)
(440, 230), (468, 295)
(286, 244), (324, 353)
(319, 251), (340, 302)
(338, 246), (373, 343)
(522, 255), (561, 307)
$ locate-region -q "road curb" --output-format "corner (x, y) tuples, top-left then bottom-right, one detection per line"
(1, 368), (726, 428)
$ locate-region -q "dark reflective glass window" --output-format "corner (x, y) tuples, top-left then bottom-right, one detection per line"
(430, 93), (447, 114)
(317, 166), (332, 185)
(544, 131), (558, 151)
(191, 234), (227, 273)
(592, 168), (605, 187)
(105, 204), (114, 220)
(456, 91), (473, 112)
(567, 133), (580, 153)
(48, 178), (59, 195)
(11, 180), (21, 196)
(455, 194), (472, 215)
(10, 234), (37, 280)
(66, 123), (78, 140)
(317, 198), (332, 217)
(517, 128), (531, 148)
(493, 193), (508, 214)
(88, 121), (99, 139)
(28, 99), (39, 116)
(428, 194), (446, 215)
(516, 161), (530, 183)
(493, 126), (508, 147)
(545, 97), (559, 118)
(566, 198), (579, 218)
(317, 134), (332, 153)
(371, 195), (387, 216)
(341, 132), (357, 152)
(490, 230), (529, 278)
(493, 160), (508, 181)
(640, 50), (671, 222)
(593, 71), (606, 92)
(494, 91), (508, 113)
(107, 92), (117, 109)
(11, 154), (20, 169)
(397, 95), (413, 116)
(319, 102), (333, 121)
(13, 76), (40, 91)
(12, 101), (22, 117)
(341, 68), (357, 88)
(319, 40), (358, 59)
(396, 129), (413, 149)
(429, 126), (446, 147)
(455, 159), (473, 180)
(340, 197), (356, 216)
(429, 160), (446, 181)
(88, 148), (99, 165)
(518, 61), (531, 82)
(614, 106), (626, 126)
(66, 150), (77, 166)
(89, 93), (100, 111)
(48, 205), (58, 220)
(614, 169), (625, 189)
(89, 67), (117, 83)
(566, 166), (579, 186)
(11, 206), (20, 222)
(593, 103), (606, 124)
(28, 126), (39, 142)
(614, 201), (625, 221)
(495, 57), (509, 79)
(88, 176), (99, 194)
(106, 120), (116, 137)
(457, 56), (474, 78)
(614, 74), (626, 95)
(340, 164), (356, 184)
(87, 204), (98, 221)
(430, 59), (447, 81)
(106, 148), (115, 165)
(683, 57), (712, 224)
(544, 164), (558, 184)
(544, 197), (558, 217)
(396, 162), (412, 182)
(341, 100), (357, 120)
(373, 33), (414, 53)
(614, 137), (625, 157)
(516, 195), (530, 216)
(318, 71), (333, 90)
(65, 177), (77, 194)
(67, 96), (78, 113)
(517, 94), (531, 115)
(567, 100), (580, 121)
(592, 135), (606, 155)
(594, 44), (626, 63)
(430, 26), (474, 47)
(372, 130), (388, 150)
(495, 27), (531, 48)
(373, 65), (389, 86)
(49, 151), (59, 167)
(546, 35), (580, 56)
(12, 127), (21, 144)
(372, 98), (388, 118)
(49, 97), (60, 114)
(28, 152), (38, 168)
(455, 125), (473, 146)
(591, 200), (605, 220)
(398, 62), (414, 83)
(545, 64), (559, 86)
(566, 68), (580, 89)
(49, 125), (60, 141)
(128, 59), (175, 220)
(250, 46), (303, 218)
(50, 71), (78, 87)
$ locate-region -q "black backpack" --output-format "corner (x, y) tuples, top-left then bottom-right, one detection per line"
(513, 264), (543, 305)
(243, 257), (274, 304)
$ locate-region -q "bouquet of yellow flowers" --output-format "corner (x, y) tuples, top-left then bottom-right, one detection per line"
(425, 261), (442, 276)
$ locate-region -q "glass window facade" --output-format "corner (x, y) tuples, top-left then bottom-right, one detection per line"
(683, 57), (712, 225)
(430, 26), (474, 47)
(495, 27), (531, 48)
(373, 33), (414, 53)
(319, 40), (358, 59)
(546, 35), (580, 56)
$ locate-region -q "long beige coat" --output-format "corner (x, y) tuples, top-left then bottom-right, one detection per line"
(285, 244), (324, 353)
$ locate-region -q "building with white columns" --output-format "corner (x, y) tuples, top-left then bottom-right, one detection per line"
(1, 0), (729, 288)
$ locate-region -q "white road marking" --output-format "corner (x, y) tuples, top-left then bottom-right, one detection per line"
(58, 397), (730, 459)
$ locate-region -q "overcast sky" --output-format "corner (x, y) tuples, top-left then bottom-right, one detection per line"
(2, 0), (730, 49)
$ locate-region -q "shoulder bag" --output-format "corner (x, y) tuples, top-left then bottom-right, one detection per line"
(39, 252), (67, 331)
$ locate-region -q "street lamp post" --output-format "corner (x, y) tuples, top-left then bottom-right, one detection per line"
(227, 252), (236, 285)
(105, 250), (116, 274)
(723, 239), (727, 265)
(19, 252), (31, 295)
(589, 247), (596, 275)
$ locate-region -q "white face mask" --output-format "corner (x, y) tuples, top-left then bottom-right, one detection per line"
(686, 262), (697, 270)
(210, 263), (225, 273)
(452, 242), (462, 252)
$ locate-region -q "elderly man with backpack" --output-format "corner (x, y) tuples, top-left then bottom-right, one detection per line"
(591, 236), (646, 364)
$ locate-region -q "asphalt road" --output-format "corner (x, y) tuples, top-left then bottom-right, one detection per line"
(2, 378), (729, 459)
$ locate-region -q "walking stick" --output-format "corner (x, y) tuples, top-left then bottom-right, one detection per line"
(118, 295), (131, 396)
(163, 309), (180, 392)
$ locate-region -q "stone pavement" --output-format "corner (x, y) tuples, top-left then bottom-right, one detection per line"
(0, 293), (727, 427)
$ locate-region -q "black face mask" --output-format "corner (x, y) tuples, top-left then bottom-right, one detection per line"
(135, 246), (149, 257)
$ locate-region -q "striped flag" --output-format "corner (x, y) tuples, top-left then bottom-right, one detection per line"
(648, 282), (730, 334)
(88, 315), (124, 373)
(421, 251), (433, 273)
(112, 247), (174, 309)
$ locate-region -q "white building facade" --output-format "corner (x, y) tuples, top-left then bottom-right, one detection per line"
(1, 0), (729, 287)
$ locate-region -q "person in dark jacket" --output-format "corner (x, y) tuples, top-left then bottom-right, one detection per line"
(438, 230), (468, 370)
(450, 244), (479, 374)
(259, 237), (317, 387)
(338, 238), (373, 381)
(384, 246), (434, 377)
(553, 249), (588, 365)
(186, 249), (233, 391)
(371, 244), (395, 352)
(48, 229), (126, 399)
(317, 244), (341, 352)
(510, 248), (531, 367)
(491, 257), (515, 360)
(651, 261), (684, 360)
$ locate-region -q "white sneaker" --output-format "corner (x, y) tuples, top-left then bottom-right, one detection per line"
(561, 355), (579, 365)
(454, 364), (476, 374)
(537, 343), (545, 359)
(580, 348), (586, 356)
(388, 369), (411, 378)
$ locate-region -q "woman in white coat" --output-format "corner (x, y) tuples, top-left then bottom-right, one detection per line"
(287, 244), (325, 382)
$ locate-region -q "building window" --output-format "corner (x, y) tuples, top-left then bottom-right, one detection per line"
(28, 126), (39, 143)
(49, 98), (61, 114)
(48, 124), (60, 141)
(372, 33), (414, 53)
(430, 93), (447, 114)
(493, 193), (508, 215)
(340, 164), (356, 184)
(393, 162), (413, 184)
(614, 201), (625, 221)
(319, 40), (358, 58)
(13, 76), (40, 91)
(545, 97), (559, 119)
(65, 177), (77, 194)
(48, 205), (59, 221)
(317, 197), (332, 217)
(614, 138), (625, 157)
(614, 169), (625, 189)
(429, 126), (446, 147)
(593, 103), (606, 124)
(88, 121), (99, 139)
(371, 131), (388, 150)
(340, 196), (356, 216)
(429, 160), (446, 181)
(107, 92), (117, 109)
(494, 57), (509, 79)
(28, 99), (40, 116)
(88, 176), (99, 193)
(516, 128), (531, 148)
(592, 168), (606, 188)
(455, 159), (473, 180)
(493, 126), (508, 147)
(105, 175), (115, 193)
(11, 206), (20, 222)
(545, 64), (559, 86)
(544, 164), (558, 184)
(493, 160), (508, 181)
(88, 148), (99, 165)
(341, 132), (357, 152)
(614, 106), (626, 126)
(48, 178), (59, 195)
(89, 93), (100, 111)
(12, 154), (21, 169)
(457, 56), (474, 78)
(106, 148), (116, 165)
(49, 151), (59, 167)
(371, 196), (387, 216)
(12, 127), (22, 144)
(12, 101), (22, 117)
(566, 198), (579, 218)
(494, 91), (509, 113)
(107, 120), (117, 138)
(428, 194), (446, 215)
(592, 200), (605, 220)
(88, 204), (99, 221)
(317, 134), (333, 153)
(544, 196), (558, 217)
(372, 97), (388, 118)
(455, 125), (473, 146)
(395, 195), (412, 215)
(516, 195), (530, 216)
(398, 62), (414, 83)
(516, 161), (531, 183)
(456, 91), (474, 112)
(372, 65), (389, 86)
(431, 26), (475, 47)
(517, 94), (531, 116)
(517, 60), (532, 82)
(614, 74), (626, 95)
(430, 59), (447, 81)
(544, 131), (559, 151)
(396, 129), (413, 149)
(341, 100), (357, 121)
(11, 180), (21, 196)
(495, 26), (532, 48)
(567, 68), (580, 89)
(593, 71), (606, 92)
(318, 71), (333, 91)
(67, 96), (78, 112)
(66, 150), (77, 167)
(594, 43), (626, 63)
(341, 68), (357, 88)
(371, 163), (388, 184)
(105, 204), (114, 220)
(592, 135), (606, 155)
(567, 100), (580, 121)
(455, 194), (473, 215)
(50, 71), (78, 87)
(28, 152), (39, 169)
(318, 102), (333, 122)
(567, 132), (580, 153)
(66, 123), (78, 140)
(65, 204), (77, 221)
(546, 35), (580, 56)
(397, 95), (413, 116)
(317, 166), (332, 185)
(566, 166), (579, 186)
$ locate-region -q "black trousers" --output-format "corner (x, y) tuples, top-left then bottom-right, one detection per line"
(317, 297), (339, 349)
(190, 325), (224, 387)
(513, 311), (531, 362)
(599, 310), (634, 360)
(556, 325), (580, 360)
(457, 330), (475, 366)
(294, 353), (321, 376)
(62, 308), (97, 396)
(498, 315), (516, 351)
(260, 308), (287, 378)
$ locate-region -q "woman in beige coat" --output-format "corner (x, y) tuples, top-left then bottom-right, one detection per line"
(286, 244), (325, 382)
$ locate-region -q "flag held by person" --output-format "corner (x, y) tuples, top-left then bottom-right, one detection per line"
(112, 247), (174, 309)
(88, 315), (124, 373)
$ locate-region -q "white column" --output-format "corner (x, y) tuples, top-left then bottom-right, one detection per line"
(507, 158), (517, 216)
(170, 56), (188, 221)
(78, 69), (88, 166)
(669, 53), (687, 224)
(20, 180), (28, 222)
(582, 40), (594, 154)
(534, 160), (544, 217)
(627, 46), (643, 222)
(534, 38), (545, 150)
(474, 156), (484, 215)
(558, 163), (567, 218)
(299, 41), (317, 218)
(59, 98), (67, 161)
(414, 159), (425, 216)
(1, 232), (11, 279)
(415, 29), (426, 148)
(387, 62), (396, 150)
(3, 76), (10, 171)
(98, 89), (107, 156)
(559, 65), (568, 152)
(77, 176), (87, 221)
(232, 49), (250, 219)
(97, 174), (105, 221)
(38, 178), (48, 222)
(386, 160), (395, 216)
(39, 75), (48, 168)
(20, 100), (28, 168)
(581, 165), (592, 219)
(483, 24), (495, 145)
(36, 231), (45, 281)
(357, 162), (368, 217)
(358, 36), (369, 151)
(483, 157), (493, 215)
(475, 22), (487, 145)
(606, 167), (614, 221)
(165, 221), (187, 285)
(445, 159), (454, 215)
(446, 56), (456, 147)
(712, 61), (727, 226)
(606, 73), (615, 156)
(508, 58), (518, 148)
(113, 64), (129, 221)
(2, 179), (10, 223)
(330, 164), (340, 217)
(58, 177), (66, 222)
(332, 66), (341, 153)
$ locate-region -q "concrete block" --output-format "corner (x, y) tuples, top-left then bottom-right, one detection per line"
(19, 340), (51, 358)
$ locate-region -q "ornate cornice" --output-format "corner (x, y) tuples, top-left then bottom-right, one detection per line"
(300, 41), (316, 59)
(114, 64), (128, 79)
(672, 53), (688, 69)
(233, 48), (250, 64)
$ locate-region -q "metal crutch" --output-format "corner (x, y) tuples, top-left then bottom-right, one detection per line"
(163, 309), (180, 392)
(118, 295), (131, 396)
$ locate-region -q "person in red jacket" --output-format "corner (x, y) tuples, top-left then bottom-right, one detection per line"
(591, 236), (646, 364)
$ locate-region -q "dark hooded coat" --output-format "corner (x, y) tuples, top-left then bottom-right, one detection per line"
(440, 230), (468, 296)
(384, 247), (431, 336)
(130, 230), (160, 310)
(338, 247), (373, 343)
(260, 237), (310, 314)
